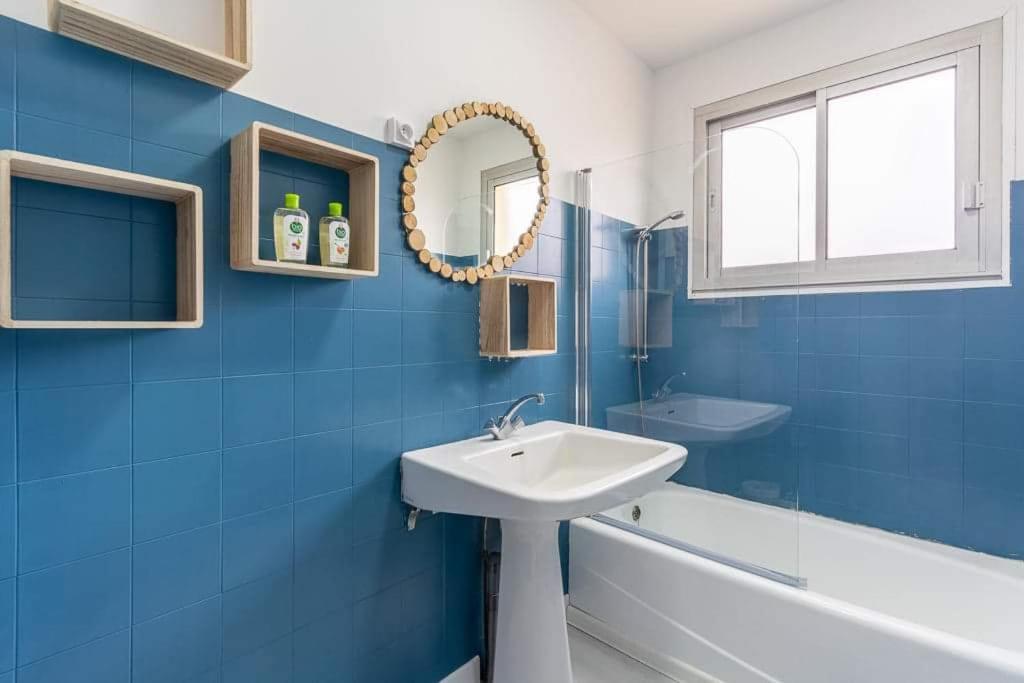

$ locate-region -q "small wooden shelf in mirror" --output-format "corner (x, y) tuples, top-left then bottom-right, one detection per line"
(402, 101), (551, 284)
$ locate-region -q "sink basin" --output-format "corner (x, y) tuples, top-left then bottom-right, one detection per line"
(401, 420), (685, 683)
(607, 392), (792, 445)
(402, 420), (686, 521)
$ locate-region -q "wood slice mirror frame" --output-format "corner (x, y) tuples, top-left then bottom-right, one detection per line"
(401, 101), (551, 284)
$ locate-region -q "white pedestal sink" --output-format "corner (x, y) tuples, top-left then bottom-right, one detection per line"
(401, 421), (686, 683)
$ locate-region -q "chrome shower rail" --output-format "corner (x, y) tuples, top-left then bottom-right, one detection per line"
(592, 513), (808, 590)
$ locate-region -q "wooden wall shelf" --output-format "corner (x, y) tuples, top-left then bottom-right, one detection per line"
(480, 274), (557, 358)
(230, 122), (380, 280)
(50, 0), (252, 89)
(0, 151), (203, 329)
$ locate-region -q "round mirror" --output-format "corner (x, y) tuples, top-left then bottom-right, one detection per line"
(401, 102), (550, 283)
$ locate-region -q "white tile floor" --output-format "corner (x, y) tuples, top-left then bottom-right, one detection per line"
(569, 626), (676, 682)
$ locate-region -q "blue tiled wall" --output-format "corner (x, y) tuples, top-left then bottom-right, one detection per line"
(604, 183), (1024, 561)
(0, 16), (576, 683)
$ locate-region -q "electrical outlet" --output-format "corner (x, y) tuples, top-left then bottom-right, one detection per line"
(385, 117), (416, 150)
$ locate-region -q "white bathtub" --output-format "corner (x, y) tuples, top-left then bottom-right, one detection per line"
(568, 484), (1024, 683)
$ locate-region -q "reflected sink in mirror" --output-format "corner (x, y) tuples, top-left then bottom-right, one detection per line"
(607, 393), (792, 446)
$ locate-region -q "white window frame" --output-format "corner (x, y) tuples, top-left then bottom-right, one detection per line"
(479, 157), (538, 260)
(691, 19), (1004, 298)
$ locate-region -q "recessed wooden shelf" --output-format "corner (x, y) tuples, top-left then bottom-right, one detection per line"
(230, 122), (380, 280)
(0, 150), (203, 329)
(480, 274), (557, 358)
(50, 0), (252, 89)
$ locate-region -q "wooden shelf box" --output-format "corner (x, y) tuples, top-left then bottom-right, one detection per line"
(0, 151), (203, 329)
(230, 122), (380, 280)
(51, 0), (252, 89)
(480, 274), (557, 358)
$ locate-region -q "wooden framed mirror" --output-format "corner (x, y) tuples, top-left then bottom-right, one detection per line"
(401, 101), (550, 284)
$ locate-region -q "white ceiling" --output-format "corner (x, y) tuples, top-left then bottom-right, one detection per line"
(576, 0), (840, 69)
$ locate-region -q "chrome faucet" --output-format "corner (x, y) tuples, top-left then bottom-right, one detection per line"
(652, 372), (687, 400)
(484, 393), (545, 440)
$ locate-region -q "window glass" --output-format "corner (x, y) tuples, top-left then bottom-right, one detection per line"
(721, 107), (816, 268)
(494, 175), (540, 254)
(827, 68), (956, 259)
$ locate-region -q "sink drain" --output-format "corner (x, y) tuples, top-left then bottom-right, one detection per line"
(632, 505), (642, 523)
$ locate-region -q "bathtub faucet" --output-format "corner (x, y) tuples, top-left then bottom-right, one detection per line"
(653, 372), (687, 400)
(484, 393), (545, 440)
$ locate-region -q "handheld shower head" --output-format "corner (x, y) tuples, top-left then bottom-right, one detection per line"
(634, 210), (686, 240)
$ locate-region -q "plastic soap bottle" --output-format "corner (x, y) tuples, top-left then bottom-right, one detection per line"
(319, 201), (351, 267)
(273, 193), (309, 262)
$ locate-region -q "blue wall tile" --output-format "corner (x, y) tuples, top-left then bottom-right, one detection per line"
(223, 504), (292, 589)
(0, 486), (12, 580)
(353, 421), (403, 486)
(18, 467), (130, 572)
(133, 453), (220, 542)
(132, 525), (220, 624)
(222, 306), (293, 375)
(222, 572), (292, 661)
(223, 439), (294, 518)
(0, 18), (12, 112)
(859, 317), (909, 356)
(294, 549), (350, 629)
(133, 319), (222, 381)
(16, 207), (130, 302)
(132, 65), (222, 156)
(18, 384), (130, 480)
(132, 596), (221, 683)
(355, 310), (402, 367)
(17, 114), (131, 170)
(17, 549), (130, 665)
(16, 330), (130, 389)
(0, 109), (10, 153)
(133, 379), (221, 462)
(292, 610), (353, 682)
(0, 395), (10, 486)
(223, 93), (294, 140)
(0, 579), (10, 673)
(294, 429), (352, 499)
(17, 24), (131, 136)
(294, 308), (353, 371)
(222, 634), (292, 683)
(223, 374), (293, 448)
(16, 629), (130, 683)
(353, 253), (403, 310)
(353, 365), (402, 426)
(295, 370), (353, 435)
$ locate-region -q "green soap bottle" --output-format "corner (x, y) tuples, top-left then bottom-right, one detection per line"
(273, 193), (309, 262)
(319, 201), (351, 267)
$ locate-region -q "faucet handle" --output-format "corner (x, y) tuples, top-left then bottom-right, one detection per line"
(483, 417), (502, 438)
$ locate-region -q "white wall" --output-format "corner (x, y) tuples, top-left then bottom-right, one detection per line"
(1, 0), (654, 203)
(650, 0), (1024, 220)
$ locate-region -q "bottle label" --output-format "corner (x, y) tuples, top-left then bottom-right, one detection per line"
(282, 214), (308, 260)
(328, 220), (350, 265)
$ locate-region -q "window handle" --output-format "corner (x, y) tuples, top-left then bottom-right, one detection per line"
(963, 181), (984, 211)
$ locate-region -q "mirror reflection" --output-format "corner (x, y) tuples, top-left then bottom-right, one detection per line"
(415, 117), (539, 268)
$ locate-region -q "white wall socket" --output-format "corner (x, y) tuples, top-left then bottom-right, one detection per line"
(385, 117), (416, 150)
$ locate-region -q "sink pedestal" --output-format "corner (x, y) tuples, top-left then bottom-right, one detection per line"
(493, 520), (573, 683)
